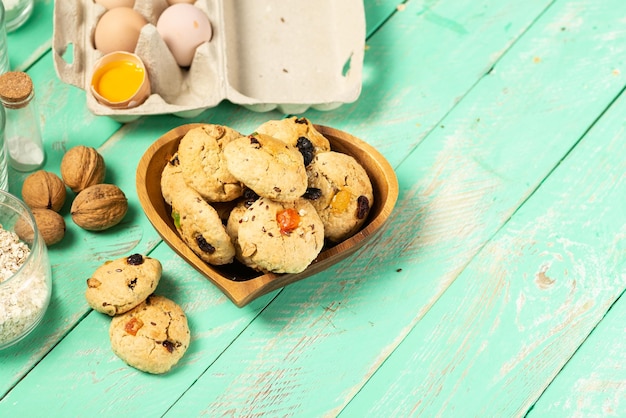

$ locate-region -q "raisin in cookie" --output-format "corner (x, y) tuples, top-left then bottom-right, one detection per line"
(109, 295), (190, 374)
(235, 197), (324, 273)
(85, 254), (161, 316)
(177, 124), (243, 202)
(223, 133), (307, 202)
(171, 190), (235, 265)
(306, 151), (374, 242)
(255, 116), (331, 165)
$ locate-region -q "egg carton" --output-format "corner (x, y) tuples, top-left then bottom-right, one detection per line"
(52, 0), (365, 122)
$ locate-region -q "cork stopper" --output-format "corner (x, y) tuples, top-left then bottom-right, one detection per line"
(0, 71), (34, 109)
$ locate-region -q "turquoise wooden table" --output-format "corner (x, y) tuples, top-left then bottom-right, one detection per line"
(1, 0), (625, 416)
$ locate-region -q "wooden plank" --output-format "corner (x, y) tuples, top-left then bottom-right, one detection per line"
(339, 86), (626, 416)
(528, 294), (626, 417)
(5, 0), (53, 71)
(0, 239), (279, 417)
(305, 0), (558, 168)
(0, 0), (400, 401)
(363, 0), (403, 34)
(157, 0), (626, 416)
(0, 123), (148, 397)
(0, 103), (275, 399)
(0, 0), (555, 414)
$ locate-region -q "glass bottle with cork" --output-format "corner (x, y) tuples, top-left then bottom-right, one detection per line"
(0, 71), (45, 172)
(0, 3), (11, 190)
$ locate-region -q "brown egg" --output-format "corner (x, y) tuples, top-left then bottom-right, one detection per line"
(94, 0), (135, 8)
(94, 7), (147, 54)
(167, 0), (195, 4)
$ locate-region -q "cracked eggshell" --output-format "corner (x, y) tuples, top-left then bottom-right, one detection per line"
(90, 51), (151, 109)
(156, 3), (213, 67)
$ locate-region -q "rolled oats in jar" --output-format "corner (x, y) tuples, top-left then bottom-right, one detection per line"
(0, 189), (51, 349)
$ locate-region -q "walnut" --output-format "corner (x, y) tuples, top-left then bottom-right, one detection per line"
(71, 184), (128, 231)
(60, 146), (106, 193)
(16, 208), (66, 246)
(21, 170), (67, 212)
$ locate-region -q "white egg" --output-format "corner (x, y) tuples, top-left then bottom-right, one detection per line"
(156, 4), (212, 67)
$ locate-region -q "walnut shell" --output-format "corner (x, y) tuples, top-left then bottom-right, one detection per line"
(21, 170), (67, 212)
(61, 146), (106, 193)
(16, 208), (66, 246)
(71, 184), (128, 231)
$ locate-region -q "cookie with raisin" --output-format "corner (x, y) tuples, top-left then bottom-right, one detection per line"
(223, 133), (307, 202)
(160, 153), (186, 206)
(225, 200), (250, 245)
(85, 254), (161, 316)
(306, 151), (374, 242)
(171, 189), (235, 265)
(177, 124), (243, 202)
(235, 197), (324, 273)
(109, 295), (190, 374)
(255, 116), (331, 165)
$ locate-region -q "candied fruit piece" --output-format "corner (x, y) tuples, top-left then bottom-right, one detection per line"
(125, 317), (144, 336)
(276, 208), (301, 235)
(172, 210), (181, 230)
(87, 278), (101, 288)
(330, 189), (351, 213)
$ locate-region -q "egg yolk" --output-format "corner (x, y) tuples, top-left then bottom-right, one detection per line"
(92, 60), (145, 103)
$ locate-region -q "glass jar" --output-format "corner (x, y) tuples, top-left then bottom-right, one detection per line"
(2, 0), (33, 33)
(0, 71), (45, 171)
(0, 189), (51, 349)
(0, 105), (7, 191)
(0, 2), (10, 74)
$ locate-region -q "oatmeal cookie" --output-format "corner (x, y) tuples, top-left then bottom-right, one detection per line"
(223, 133), (307, 202)
(171, 190), (235, 265)
(177, 124), (243, 202)
(306, 151), (374, 242)
(255, 116), (331, 165)
(109, 295), (190, 374)
(225, 200), (250, 245)
(160, 153), (186, 206)
(85, 254), (161, 316)
(235, 197), (324, 273)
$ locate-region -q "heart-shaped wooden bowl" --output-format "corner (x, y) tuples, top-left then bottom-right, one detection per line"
(136, 124), (398, 307)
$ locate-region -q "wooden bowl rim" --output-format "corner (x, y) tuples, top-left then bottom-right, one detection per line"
(136, 123), (399, 307)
